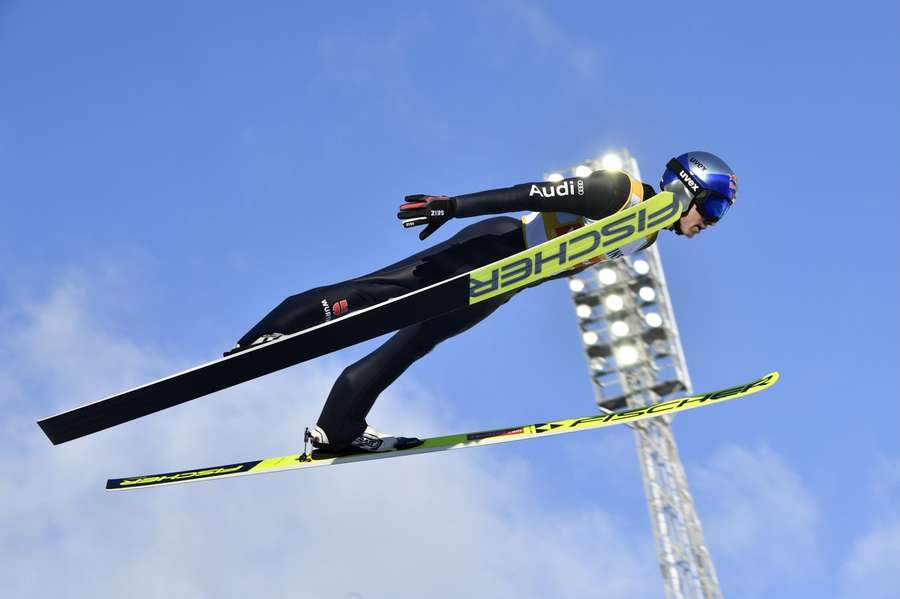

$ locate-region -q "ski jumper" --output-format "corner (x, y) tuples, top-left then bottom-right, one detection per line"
(234, 170), (658, 449)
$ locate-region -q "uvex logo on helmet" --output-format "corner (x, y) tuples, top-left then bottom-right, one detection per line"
(689, 156), (707, 171)
(677, 169), (701, 193)
(529, 179), (585, 198)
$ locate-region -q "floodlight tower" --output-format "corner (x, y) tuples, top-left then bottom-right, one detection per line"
(552, 149), (723, 599)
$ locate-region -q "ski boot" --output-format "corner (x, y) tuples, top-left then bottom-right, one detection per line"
(306, 425), (423, 455)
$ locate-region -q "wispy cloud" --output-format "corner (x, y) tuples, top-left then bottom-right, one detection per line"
(839, 519), (900, 599)
(838, 454), (900, 599)
(1, 271), (658, 598)
(314, 14), (454, 139)
(496, 0), (601, 78)
(689, 445), (821, 596)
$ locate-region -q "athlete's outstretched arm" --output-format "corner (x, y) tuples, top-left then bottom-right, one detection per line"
(398, 170), (653, 240)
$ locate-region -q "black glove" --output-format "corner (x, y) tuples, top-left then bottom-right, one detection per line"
(397, 194), (456, 240)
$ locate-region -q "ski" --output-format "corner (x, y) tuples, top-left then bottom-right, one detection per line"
(40, 191), (680, 445)
(106, 371), (778, 491)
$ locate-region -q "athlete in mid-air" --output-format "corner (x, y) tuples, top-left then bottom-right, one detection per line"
(226, 152), (739, 455)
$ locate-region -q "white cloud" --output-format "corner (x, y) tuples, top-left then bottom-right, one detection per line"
(498, 0), (600, 77)
(840, 519), (900, 599)
(0, 273), (660, 598)
(314, 15), (453, 139)
(871, 454), (900, 508)
(689, 445), (821, 596)
(837, 454), (900, 599)
(463, 0), (603, 84)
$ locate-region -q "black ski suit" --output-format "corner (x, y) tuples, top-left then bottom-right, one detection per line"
(234, 170), (653, 449)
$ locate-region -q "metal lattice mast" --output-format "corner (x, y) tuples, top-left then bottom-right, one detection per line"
(552, 150), (723, 599)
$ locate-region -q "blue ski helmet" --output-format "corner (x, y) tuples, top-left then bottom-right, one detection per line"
(660, 151), (738, 223)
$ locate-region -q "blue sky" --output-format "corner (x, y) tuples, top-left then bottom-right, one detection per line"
(1, 1), (898, 597)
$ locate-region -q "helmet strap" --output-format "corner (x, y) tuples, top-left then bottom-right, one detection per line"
(666, 158), (705, 202)
(666, 158), (710, 236)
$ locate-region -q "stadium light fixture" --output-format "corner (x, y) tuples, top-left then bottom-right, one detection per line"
(604, 294), (624, 311)
(601, 153), (624, 171)
(569, 278), (585, 293)
(615, 345), (639, 366)
(645, 312), (663, 328)
(598, 268), (617, 285)
(574, 165), (593, 178)
(611, 321), (630, 338)
(639, 286), (656, 303)
(633, 259), (650, 275)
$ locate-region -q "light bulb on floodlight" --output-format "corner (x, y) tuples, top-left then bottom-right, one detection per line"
(597, 268), (617, 285)
(633, 259), (650, 275)
(615, 345), (639, 366)
(568, 278), (585, 293)
(576, 304), (593, 319)
(574, 165), (592, 178)
(546, 173), (564, 183)
(601, 153), (623, 171)
(645, 312), (663, 327)
(639, 286), (656, 302)
(604, 294), (624, 311)
(610, 320), (630, 338)
(582, 331), (599, 345)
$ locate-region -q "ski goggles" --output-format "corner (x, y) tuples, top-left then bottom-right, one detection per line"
(666, 158), (735, 223)
(694, 192), (732, 223)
